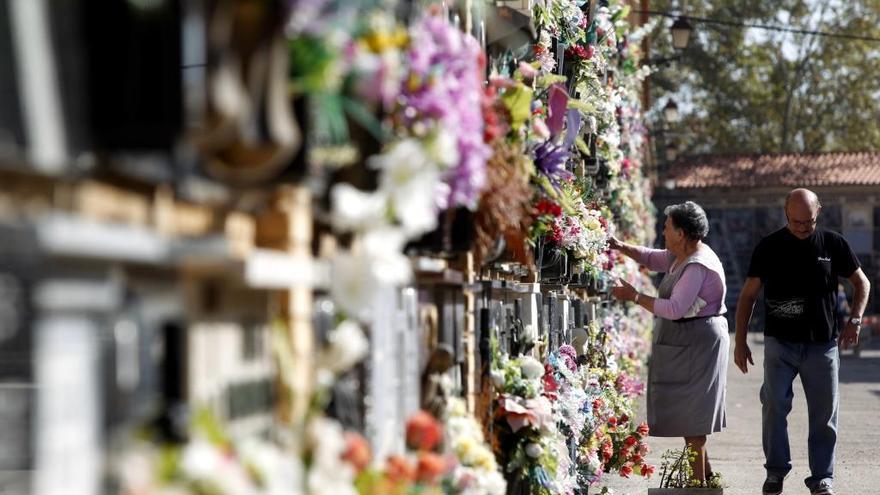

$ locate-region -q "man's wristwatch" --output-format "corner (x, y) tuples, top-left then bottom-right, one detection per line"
(849, 316), (862, 326)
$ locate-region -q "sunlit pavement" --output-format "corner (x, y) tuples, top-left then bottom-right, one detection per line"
(598, 332), (880, 494)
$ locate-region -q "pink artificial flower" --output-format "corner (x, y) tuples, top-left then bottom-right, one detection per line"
(518, 61), (538, 80)
(533, 117), (551, 140)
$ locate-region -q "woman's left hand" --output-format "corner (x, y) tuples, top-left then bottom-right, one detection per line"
(611, 278), (638, 302)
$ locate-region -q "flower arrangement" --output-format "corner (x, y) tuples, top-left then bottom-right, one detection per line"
(444, 398), (507, 495)
(115, 317), (375, 495)
(490, 347), (562, 494)
(391, 14), (491, 210)
(655, 447), (726, 490)
(354, 410), (450, 494)
(115, 409), (305, 495)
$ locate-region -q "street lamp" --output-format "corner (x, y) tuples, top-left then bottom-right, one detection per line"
(644, 17), (693, 67)
(670, 17), (693, 51)
(665, 142), (679, 163)
(663, 99), (680, 124)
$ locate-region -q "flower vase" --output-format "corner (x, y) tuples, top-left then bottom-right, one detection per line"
(407, 207), (475, 256)
(505, 473), (535, 495)
(594, 159), (611, 189)
(537, 238), (568, 281)
(582, 133), (600, 175)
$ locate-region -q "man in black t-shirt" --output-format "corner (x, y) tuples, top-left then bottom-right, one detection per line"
(734, 189), (870, 495)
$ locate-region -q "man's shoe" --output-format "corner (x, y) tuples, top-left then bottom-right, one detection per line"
(762, 474), (785, 495)
(810, 480), (835, 495)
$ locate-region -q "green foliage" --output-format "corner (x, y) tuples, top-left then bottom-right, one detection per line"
(657, 446), (727, 489)
(650, 0), (880, 154)
(657, 446), (695, 488)
(502, 85), (536, 131)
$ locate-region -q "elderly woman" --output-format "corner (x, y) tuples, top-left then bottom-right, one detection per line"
(609, 201), (729, 485)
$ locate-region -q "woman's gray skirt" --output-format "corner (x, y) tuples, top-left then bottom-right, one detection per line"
(647, 314), (729, 437)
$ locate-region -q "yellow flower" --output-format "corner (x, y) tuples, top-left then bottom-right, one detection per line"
(361, 28), (409, 53)
(455, 436), (478, 463)
(584, 217), (602, 231)
(473, 449), (497, 471)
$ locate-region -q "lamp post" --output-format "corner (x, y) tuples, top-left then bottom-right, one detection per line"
(645, 16), (694, 66)
(663, 99), (680, 124)
(670, 16), (694, 51)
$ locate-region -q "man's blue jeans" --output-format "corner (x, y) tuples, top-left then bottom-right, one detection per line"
(761, 336), (839, 490)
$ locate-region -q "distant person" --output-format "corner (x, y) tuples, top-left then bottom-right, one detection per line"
(733, 189), (871, 495)
(609, 201), (728, 486)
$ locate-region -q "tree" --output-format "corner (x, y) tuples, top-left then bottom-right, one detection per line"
(646, 0), (880, 155)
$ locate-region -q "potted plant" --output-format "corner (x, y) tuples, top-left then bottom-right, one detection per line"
(648, 447), (725, 494)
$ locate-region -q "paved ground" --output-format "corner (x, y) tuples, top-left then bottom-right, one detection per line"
(597, 332), (880, 494)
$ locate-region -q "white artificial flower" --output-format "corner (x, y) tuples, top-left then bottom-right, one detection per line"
(330, 227), (413, 321)
(525, 443), (544, 458)
(484, 471), (507, 495)
(179, 439), (224, 480)
(519, 356), (544, 380)
(181, 439), (256, 495)
(369, 139), (442, 236)
(330, 252), (378, 321)
(490, 369), (506, 390)
(586, 116), (598, 134)
(116, 446), (156, 494)
(390, 168), (442, 237)
(238, 439), (304, 495)
(322, 320), (369, 374)
(307, 418), (357, 495)
(330, 183), (388, 232)
(359, 227), (412, 286)
(425, 128), (460, 168)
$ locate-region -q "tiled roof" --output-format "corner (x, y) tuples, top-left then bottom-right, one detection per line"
(665, 152), (880, 189)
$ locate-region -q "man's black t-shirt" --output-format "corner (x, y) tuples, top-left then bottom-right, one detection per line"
(747, 227), (860, 343)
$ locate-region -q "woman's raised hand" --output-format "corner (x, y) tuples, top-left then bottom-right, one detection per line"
(610, 277), (637, 302)
(608, 235), (622, 250)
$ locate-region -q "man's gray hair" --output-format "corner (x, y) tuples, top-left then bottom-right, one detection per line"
(664, 201), (709, 241)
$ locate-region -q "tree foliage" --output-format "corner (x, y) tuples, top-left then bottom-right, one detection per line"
(647, 0), (880, 154)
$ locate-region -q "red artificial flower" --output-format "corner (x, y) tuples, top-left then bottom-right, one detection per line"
(624, 435), (638, 447)
(386, 454), (416, 483)
(415, 452), (449, 484)
(640, 464), (656, 478)
(342, 432), (372, 473)
(550, 223), (563, 244)
(620, 464), (634, 478)
(543, 363), (559, 395)
(535, 198), (562, 217)
(632, 454), (643, 464)
(637, 422), (650, 437)
(601, 441), (614, 462)
(406, 410), (443, 451)
(619, 413), (629, 424)
(564, 44), (596, 60)
(593, 398), (604, 411)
